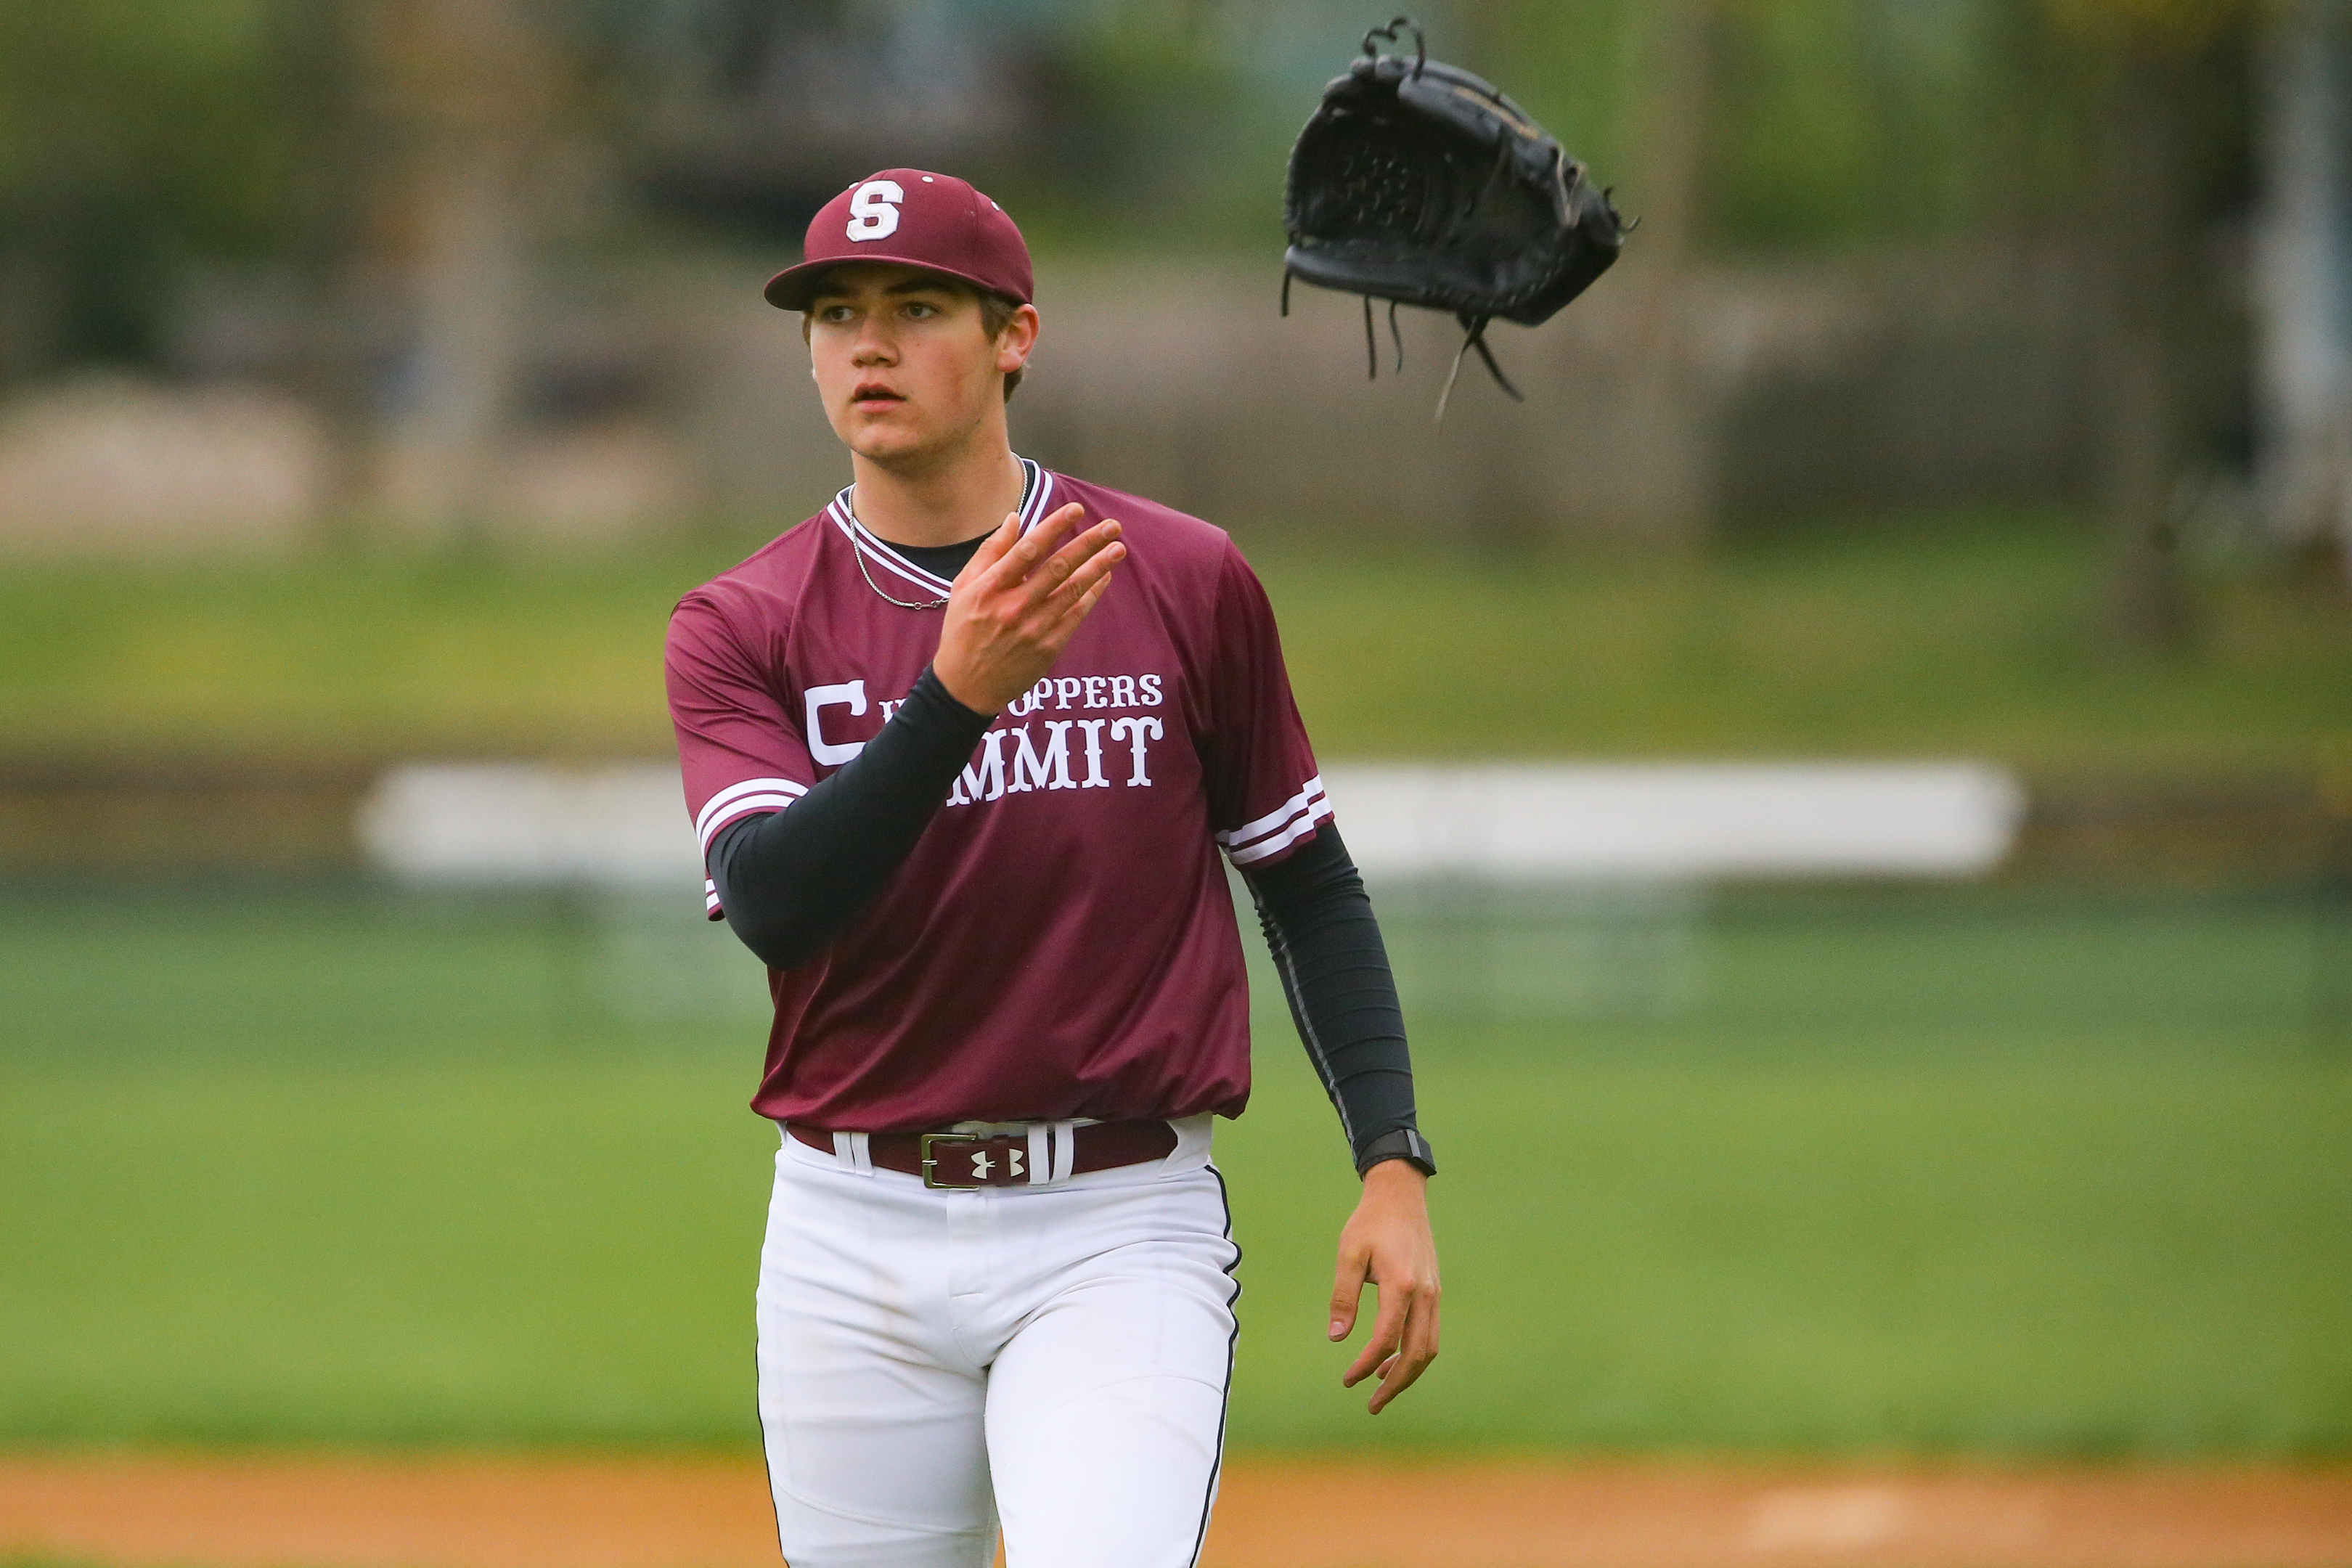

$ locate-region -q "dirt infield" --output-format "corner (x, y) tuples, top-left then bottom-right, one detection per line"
(4, 1452), (2350, 1568)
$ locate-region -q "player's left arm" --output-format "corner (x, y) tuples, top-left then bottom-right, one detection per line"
(1207, 539), (1439, 1414)
(1244, 832), (1440, 1414)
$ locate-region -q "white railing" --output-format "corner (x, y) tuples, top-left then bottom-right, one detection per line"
(359, 760), (2023, 888)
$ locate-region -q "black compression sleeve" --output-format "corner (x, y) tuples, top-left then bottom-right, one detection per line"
(709, 666), (992, 970)
(1244, 826), (1434, 1177)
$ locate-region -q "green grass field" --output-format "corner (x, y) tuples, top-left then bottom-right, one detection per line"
(4, 509), (2345, 1457)
(1, 510), (2346, 769)
(3, 881), (2343, 1457)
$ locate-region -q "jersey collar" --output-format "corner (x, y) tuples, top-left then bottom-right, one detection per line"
(825, 458), (1057, 601)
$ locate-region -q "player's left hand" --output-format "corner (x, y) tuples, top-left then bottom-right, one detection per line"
(1328, 1158), (1440, 1413)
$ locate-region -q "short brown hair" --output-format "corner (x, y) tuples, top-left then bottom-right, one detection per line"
(801, 274), (1026, 402)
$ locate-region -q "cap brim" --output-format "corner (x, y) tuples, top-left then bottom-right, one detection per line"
(763, 255), (1021, 311)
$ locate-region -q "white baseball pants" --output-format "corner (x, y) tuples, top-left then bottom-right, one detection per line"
(756, 1115), (1241, 1568)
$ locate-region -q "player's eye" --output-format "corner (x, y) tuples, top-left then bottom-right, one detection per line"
(815, 304), (854, 324)
(902, 301), (939, 319)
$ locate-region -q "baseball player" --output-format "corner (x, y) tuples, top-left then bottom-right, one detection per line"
(664, 168), (1437, 1568)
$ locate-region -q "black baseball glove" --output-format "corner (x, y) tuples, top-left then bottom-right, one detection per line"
(1282, 17), (1628, 418)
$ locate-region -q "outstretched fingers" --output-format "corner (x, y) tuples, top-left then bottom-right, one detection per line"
(934, 503), (1124, 713)
(1043, 526), (1123, 605)
(1031, 518), (1122, 606)
(1033, 539), (1123, 653)
(982, 501), (1087, 591)
(1042, 563), (1118, 647)
(954, 511), (1023, 587)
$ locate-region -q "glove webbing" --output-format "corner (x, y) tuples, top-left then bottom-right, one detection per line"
(1279, 271), (1524, 425)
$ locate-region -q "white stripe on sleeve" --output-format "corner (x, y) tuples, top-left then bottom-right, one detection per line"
(1224, 791), (1333, 865)
(695, 776), (808, 853)
(1215, 775), (1328, 852)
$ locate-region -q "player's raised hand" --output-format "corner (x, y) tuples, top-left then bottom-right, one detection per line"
(1329, 1159), (1441, 1414)
(932, 500), (1124, 714)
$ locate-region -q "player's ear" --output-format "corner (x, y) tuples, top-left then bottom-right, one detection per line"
(996, 303), (1040, 375)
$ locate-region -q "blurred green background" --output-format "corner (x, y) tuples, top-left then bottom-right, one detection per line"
(4, 0), (2351, 1466)
(2, 878), (2345, 1453)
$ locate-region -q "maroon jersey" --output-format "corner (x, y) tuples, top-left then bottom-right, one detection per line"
(665, 460), (1331, 1132)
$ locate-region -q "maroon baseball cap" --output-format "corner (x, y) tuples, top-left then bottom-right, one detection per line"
(764, 169), (1033, 312)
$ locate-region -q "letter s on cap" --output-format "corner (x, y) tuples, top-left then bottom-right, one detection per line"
(846, 181), (904, 242)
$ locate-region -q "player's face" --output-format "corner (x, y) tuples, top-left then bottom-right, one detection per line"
(804, 264), (1034, 466)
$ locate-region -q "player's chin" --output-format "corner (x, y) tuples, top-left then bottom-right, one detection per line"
(838, 411), (928, 460)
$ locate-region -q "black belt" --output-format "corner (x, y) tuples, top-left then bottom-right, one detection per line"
(788, 1119), (1178, 1188)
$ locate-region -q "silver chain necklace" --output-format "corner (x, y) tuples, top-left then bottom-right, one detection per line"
(845, 487), (951, 611)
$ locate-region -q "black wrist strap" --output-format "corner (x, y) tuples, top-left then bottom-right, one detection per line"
(1356, 1127), (1436, 1177)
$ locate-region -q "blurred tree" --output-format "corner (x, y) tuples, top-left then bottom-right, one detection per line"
(359, 0), (568, 545)
(271, 0), (578, 547)
(1454, 0), (2073, 548)
(273, 0), (376, 546)
(2043, 0), (2257, 651)
(1556, 0), (2076, 256)
(1707, 0), (1975, 249)
(1452, 0), (1633, 181)
(1611, 0), (1718, 550)
(0, 0), (578, 547)
(580, 0), (1074, 240)
(1005, 1), (1256, 241)
(0, 0), (287, 378)
(0, 0), (2272, 566)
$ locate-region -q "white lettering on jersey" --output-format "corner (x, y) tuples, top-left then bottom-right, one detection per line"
(948, 729), (1008, 806)
(1111, 716), (1162, 786)
(1074, 719), (1111, 788)
(1008, 720), (1077, 792)
(806, 680), (868, 766)
(846, 180), (904, 241)
(923, 673), (1169, 807)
